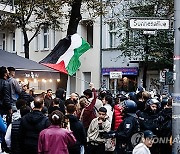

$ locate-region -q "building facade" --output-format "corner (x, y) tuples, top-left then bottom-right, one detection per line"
(0, 3), (101, 96)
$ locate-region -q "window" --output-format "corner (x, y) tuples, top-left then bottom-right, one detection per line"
(109, 22), (116, 48)
(36, 34), (39, 51)
(83, 72), (91, 90)
(2, 33), (6, 50)
(81, 20), (93, 48)
(87, 23), (93, 47)
(43, 27), (49, 49)
(12, 33), (15, 52)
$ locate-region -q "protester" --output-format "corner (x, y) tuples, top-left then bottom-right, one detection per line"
(5, 103), (31, 154)
(19, 96), (50, 154)
(133, 130), (155, 154)
(83, 83), (103, 116)
(0, 115), (7, 153)
(44, 89), (53, 108)
(19, 82), (34, 106)
(0, 66), (11, 116)
(48, 98), (63, 114)
(55, 88), (66, 115)
(86, 107), (111, 154)
(38, 110), (76, 154)
(65, 104), (87, 154)
(108, 100), (140, 154)
(7, 67), (21, 109)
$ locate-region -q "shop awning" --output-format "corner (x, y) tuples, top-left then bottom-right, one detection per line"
(0, 49), (58, 72)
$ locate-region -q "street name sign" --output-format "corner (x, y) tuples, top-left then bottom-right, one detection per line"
(110, 71), (122, 79)
(130, 19), (170, 30)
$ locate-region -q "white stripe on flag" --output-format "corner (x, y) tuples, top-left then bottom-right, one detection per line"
(56, 34), (82, 67)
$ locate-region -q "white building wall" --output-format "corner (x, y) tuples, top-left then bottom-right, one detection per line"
(0, 7), (101, 95)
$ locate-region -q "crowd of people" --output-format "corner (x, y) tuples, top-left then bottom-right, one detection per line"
(0, 66), (172, 154)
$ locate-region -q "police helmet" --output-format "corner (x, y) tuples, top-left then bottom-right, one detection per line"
(122, 100), (137, 113)
(146, 98), (160, 108)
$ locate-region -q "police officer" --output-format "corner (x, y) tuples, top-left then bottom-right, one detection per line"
(136, 98), (160, 134)
(136, 98), (160, 154)
(109, 100), (140, 154)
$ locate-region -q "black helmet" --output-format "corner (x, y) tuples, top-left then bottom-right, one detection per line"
(146, 98), (160, 108)
(122, 100), (137, 113)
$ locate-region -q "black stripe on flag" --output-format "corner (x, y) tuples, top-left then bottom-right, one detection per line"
(40, 36), (71, 64)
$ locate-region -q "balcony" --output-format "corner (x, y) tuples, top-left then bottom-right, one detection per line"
(0, 0), (15, 13)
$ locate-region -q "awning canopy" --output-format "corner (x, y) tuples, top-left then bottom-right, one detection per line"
(0, 49), (58, 72)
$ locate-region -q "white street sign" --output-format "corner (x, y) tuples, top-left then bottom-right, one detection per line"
(110, 72), (122, 79)
(130, 19), (170, 30)
(143, 30), (157, 35)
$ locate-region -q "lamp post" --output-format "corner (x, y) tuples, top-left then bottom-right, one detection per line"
(172, 0), (180, 153)
(142, 34), (149, 89)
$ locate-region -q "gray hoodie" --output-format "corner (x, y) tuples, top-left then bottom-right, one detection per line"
(132, 143), (151, 154)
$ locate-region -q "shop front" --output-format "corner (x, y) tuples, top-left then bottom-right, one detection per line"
(0, 49), (62, 94)
(102, 67), (139, 94)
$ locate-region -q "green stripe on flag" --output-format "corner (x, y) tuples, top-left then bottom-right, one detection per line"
(66, 38), (90, 76)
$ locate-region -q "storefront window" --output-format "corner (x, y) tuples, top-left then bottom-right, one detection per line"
(109, 76), (137, 94)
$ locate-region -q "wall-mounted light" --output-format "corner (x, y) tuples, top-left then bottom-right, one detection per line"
(42, 79), (47, 83)
(57, 79), (60, 82)
(16, 78), (20, 82)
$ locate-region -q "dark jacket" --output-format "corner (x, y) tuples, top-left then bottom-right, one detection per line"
(66, 114), (86, 154)
(116, 114), (140, 153)
(56, 88), (66, 114)
(44, 95), (53, 109)
(48, 106), (62, 115)
(0, 79), (11, 113)
(136, 109), (159, 134)
(19, 91), (34, 106)
(19, 110), (50, 154)
(158, 108), (172, 137)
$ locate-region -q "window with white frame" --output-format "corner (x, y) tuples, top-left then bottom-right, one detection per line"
(43, 27), (49, 49)
(109, 22), (116, 48)
(36, 34), (39, 51)
(2, 33), (6, 50)
(81, 20), (93, 48)
(12, 32), (15, 52)
(83, 72), (91, 90)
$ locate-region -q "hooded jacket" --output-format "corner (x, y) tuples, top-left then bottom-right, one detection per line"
(65, 114), (86, 145)
(19, 110), (50, 154)
(132, 143), (151, 154)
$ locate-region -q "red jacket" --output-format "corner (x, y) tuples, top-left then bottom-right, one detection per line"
(113, 104), (123, 130)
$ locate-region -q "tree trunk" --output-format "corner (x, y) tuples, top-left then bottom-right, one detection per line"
(67, 0), (82, 36)
(23, 29), (30, 59)
(24, 42), (30, 59)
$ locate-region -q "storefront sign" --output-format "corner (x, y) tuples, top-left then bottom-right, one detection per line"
(110, 72), (122, 79)
(102, 67), (138, 76)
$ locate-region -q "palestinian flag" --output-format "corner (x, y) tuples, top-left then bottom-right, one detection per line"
(40, 34), (90, 76)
